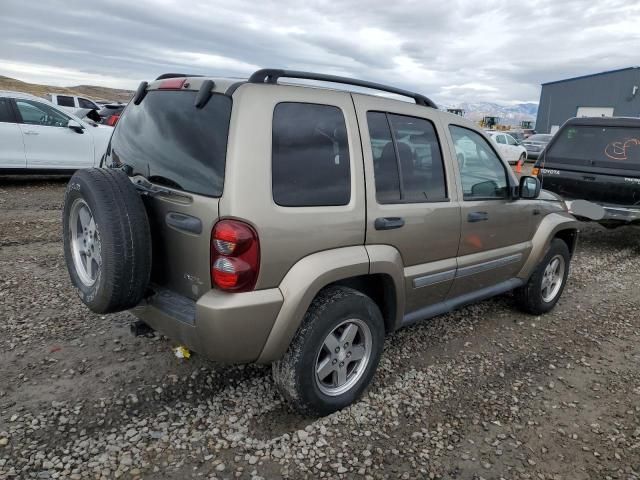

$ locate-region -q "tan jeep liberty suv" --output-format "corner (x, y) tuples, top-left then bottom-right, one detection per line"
(62, 69), (579, 415)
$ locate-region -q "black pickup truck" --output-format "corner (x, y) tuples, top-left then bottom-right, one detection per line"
(533, 117), (640, 226)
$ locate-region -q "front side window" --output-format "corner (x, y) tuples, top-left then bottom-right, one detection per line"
(450, 125), (509, 200)
(272, 102), (350, 207)
(56, 95), (75, 107)
(78, 98), (97, 109)
(367, 111), (447, 203)
(0, 98), (13, 123)
(506, 134), (518, 146)
(15, 99), (71, 127)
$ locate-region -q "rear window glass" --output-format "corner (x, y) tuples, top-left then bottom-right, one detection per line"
(272, 102), (350, 207)
(107, 90), (231, 197)
(547, 125), (640, 171)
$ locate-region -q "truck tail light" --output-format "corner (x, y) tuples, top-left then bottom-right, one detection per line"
(211, 220), (260, 292)
(106, 114), (120, 126)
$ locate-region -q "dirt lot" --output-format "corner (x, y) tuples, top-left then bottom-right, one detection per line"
(1, 175), (639, 480)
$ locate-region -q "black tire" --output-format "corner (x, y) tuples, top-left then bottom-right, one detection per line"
(272, 286), (385, 416)
(62, 168), (151, 314)
(515, 239), (570, 315)
(518, 153), (526, 164)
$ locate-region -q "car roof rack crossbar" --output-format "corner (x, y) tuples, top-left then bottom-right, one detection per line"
(248, 69), (437, 109)
(155, 73), (204, 80)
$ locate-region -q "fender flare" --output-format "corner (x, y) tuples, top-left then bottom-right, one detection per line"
(517, 212), (579, 280)
(257, 246), (369, 363)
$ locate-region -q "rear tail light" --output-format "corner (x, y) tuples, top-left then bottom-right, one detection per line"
(106, 114), (120, 126)
(211, 220), (260, 292)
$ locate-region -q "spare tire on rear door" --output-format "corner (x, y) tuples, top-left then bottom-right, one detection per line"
(62, 168), (152, 314)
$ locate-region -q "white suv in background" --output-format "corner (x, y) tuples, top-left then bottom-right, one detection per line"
(485, 131), (528, 164)
(48, 93), (101, 112)
(0, 91), (112, 172)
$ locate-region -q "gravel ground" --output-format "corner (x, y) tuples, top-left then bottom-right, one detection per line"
(1, 175), (639, 480)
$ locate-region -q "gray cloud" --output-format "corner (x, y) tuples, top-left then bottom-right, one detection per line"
(1, 0), (639, 105)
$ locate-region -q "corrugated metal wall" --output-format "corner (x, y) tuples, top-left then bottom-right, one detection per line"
(535, 68), (640, 133)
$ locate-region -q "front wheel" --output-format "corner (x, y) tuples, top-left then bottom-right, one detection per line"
(272, 286), (385, 416)
(515, 239), (570, 314)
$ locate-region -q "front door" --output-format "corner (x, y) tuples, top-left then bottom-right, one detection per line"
(353, 95), (461, 316)
(0, 97), (26, 168)
(446, 124), (534, 297)
(493, 133), (512, 162)
(14, 98), (93, 170)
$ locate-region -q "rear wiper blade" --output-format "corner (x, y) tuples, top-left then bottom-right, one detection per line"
(130, 175), (188, 199)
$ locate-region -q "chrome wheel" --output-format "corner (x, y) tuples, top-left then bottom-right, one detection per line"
(315, 318), (372, 397)
(69, 198), (102, 287)
(541, 254), (565, 302)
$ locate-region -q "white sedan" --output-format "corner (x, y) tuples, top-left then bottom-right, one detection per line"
(0, 91), (113, 172)
(484, 131), (528, 165)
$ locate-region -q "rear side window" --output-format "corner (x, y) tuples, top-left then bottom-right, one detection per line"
(272, 102), (350, 207)
(56, 95), (75, 107)
(367, 111), (447, 203)
(107, 90), (232, 197)
(547, 125), (640, 171)
(0, 98), (13, 123)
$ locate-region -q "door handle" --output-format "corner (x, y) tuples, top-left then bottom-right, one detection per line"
(23, 130), (39, 135)
(374, 217), (405, 230)
(467, 211), (489, 222)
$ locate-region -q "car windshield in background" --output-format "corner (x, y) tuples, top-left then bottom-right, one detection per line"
(107, 90), (232, 197)
(547, 125), (640, 171)
(527, 134), (552, 142)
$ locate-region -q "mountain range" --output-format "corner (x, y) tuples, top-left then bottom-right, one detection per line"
(447, 102), (538, 125)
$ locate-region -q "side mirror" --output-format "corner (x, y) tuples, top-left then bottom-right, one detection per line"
(67, 120), (84, 133)
(519, 175), (541, 199)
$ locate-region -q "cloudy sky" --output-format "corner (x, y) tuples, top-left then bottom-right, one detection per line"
(1, 0), (639, 106)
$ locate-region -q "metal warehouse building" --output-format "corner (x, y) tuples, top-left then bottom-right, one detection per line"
(535, 66), (640, 134)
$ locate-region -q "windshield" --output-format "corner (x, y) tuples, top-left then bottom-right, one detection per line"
(106, 90), (232, 197)
(546, 125), (640, 171)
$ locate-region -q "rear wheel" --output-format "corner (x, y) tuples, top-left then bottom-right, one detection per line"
(272, 286), (385, 416)
(515, 239), (570, 314)
(63, 168), (152, 314)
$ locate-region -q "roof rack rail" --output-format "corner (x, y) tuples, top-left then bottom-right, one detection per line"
(155, 73), (204, 80)
(248, 69), (437, 109)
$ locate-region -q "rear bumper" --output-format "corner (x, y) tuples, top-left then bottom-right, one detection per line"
(566, 200), (640, 223)
(131, 286), (283, 363)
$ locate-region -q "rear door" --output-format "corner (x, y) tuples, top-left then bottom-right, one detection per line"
(540, 123), (640, 205)
(0, 97), (26, 168)
(353, 95), (461, 314)
(104, 87), (231, 300)
(13, 98), (94, 169)
(446, 124), (534, 297)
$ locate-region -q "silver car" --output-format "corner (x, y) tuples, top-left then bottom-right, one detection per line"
(523, 134), (553, 160)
